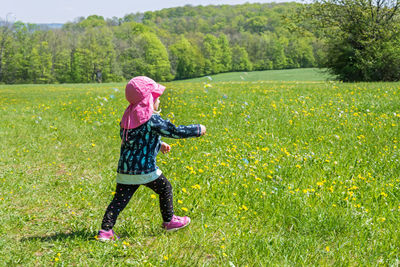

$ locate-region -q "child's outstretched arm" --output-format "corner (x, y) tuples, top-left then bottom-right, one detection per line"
(150, 115), (206, 139)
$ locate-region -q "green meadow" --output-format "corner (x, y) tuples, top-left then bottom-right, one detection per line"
(1, 70), (399, 265)
(177, 68), (335, 83)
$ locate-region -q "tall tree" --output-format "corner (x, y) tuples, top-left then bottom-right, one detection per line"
(119, 31), (172, 81)
(78, 26), (116, 82)
(0, 18), (13, 82)
(139, 32), (173, 81)
(202, 34), (223, 74)
(46, 30), (73, 83)
(28, 40), (53, 83)
(218, 34), (232, 72)
(4, 22), (31, 83)
(284, 37), (315, 68)
(231, 44), (252, 71)
(310, 0), (400, 81)
(169, 36), (204, 79)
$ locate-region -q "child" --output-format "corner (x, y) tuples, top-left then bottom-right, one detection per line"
(98, 76), (206, 241)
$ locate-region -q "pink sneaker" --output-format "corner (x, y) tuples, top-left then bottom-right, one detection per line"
(97, 229), (119, 241)
(163, 215), (191, 231)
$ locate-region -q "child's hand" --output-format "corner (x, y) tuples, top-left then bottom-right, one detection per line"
(200, 125), (206, 136)
(161, 142), (171, 154)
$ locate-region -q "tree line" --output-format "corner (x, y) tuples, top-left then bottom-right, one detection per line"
(1, 1), (399, 84)
(0, 3), (321, 84)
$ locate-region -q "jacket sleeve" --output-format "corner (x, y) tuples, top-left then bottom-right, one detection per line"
(149, 115), (201, 139)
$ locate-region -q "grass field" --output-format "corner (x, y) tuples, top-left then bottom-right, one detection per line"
(1, 74), (400, 265)
(177, 68), (335, 82)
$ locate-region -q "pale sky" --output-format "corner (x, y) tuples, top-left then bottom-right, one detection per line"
(1, 0), (293, 24)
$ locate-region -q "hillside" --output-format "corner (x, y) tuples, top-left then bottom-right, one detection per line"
(179, 68), (334, 82)
(0, 2), (323, 84)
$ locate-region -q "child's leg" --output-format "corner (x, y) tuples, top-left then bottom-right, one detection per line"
(144, 174), (174, 222)
(101, 183), (139, 230)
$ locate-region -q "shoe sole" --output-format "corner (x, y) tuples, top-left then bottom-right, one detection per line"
(97, 237), (118, 242)
(97, 238), (112, 242)
(164, 218), (191, 232)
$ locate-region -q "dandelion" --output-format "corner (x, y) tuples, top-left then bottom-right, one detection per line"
(325, 246), (330, 252)
(181, 207), (188, 212)
(163, 255), (169, 260)
(191, 184), (201, 189)
(151, 194), (157, 199)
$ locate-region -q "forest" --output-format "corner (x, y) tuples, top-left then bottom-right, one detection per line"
(0, 2), (324, 84)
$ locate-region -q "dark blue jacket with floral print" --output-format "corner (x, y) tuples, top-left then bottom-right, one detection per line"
(117, 114), (201, 175)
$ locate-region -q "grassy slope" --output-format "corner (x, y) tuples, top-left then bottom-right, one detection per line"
(177, 68), (335, 82)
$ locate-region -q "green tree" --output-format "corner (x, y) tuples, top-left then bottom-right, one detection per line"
(310, 0), (400, 81)
(46, 30), (73, 83)
(140, 32), (172, 81)
(77, 26), (117, 82)
(119, 32), (172, 81)
(243, 33), (272, 70)
(231, 45), (252, 71)
(244, 16), (269, 33)
(114, 21), (149, 40)
(4, 22), (31, 83)
(0, 31), (17, 83)
(218, 34), (232, 72)
(78, 15), (107, 28)
(202, 34), (223, 74)
(70, 48), (91, 83)
(169, 36), (204, 79)
(285, 37), (316, 68)
(245, 33), (286, 70)
(0, 17), (14, 83)
(28, 40), (53, 83)
(269, 37), (287, 69)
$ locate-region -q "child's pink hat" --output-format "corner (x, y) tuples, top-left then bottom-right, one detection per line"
(121, 76), (165, 129)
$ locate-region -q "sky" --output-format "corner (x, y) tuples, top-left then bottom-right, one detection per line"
(1, 0), (293, 24)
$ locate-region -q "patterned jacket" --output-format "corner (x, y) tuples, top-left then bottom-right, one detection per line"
(117, 114), (201, 175)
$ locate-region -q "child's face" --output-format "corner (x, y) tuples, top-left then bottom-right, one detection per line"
(154, 98), (160, 110)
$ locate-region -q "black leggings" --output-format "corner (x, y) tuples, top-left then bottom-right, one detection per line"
(101, 174), (174, 231)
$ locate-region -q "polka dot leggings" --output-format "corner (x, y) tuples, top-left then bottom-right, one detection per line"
(101, 174), (174, 231)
